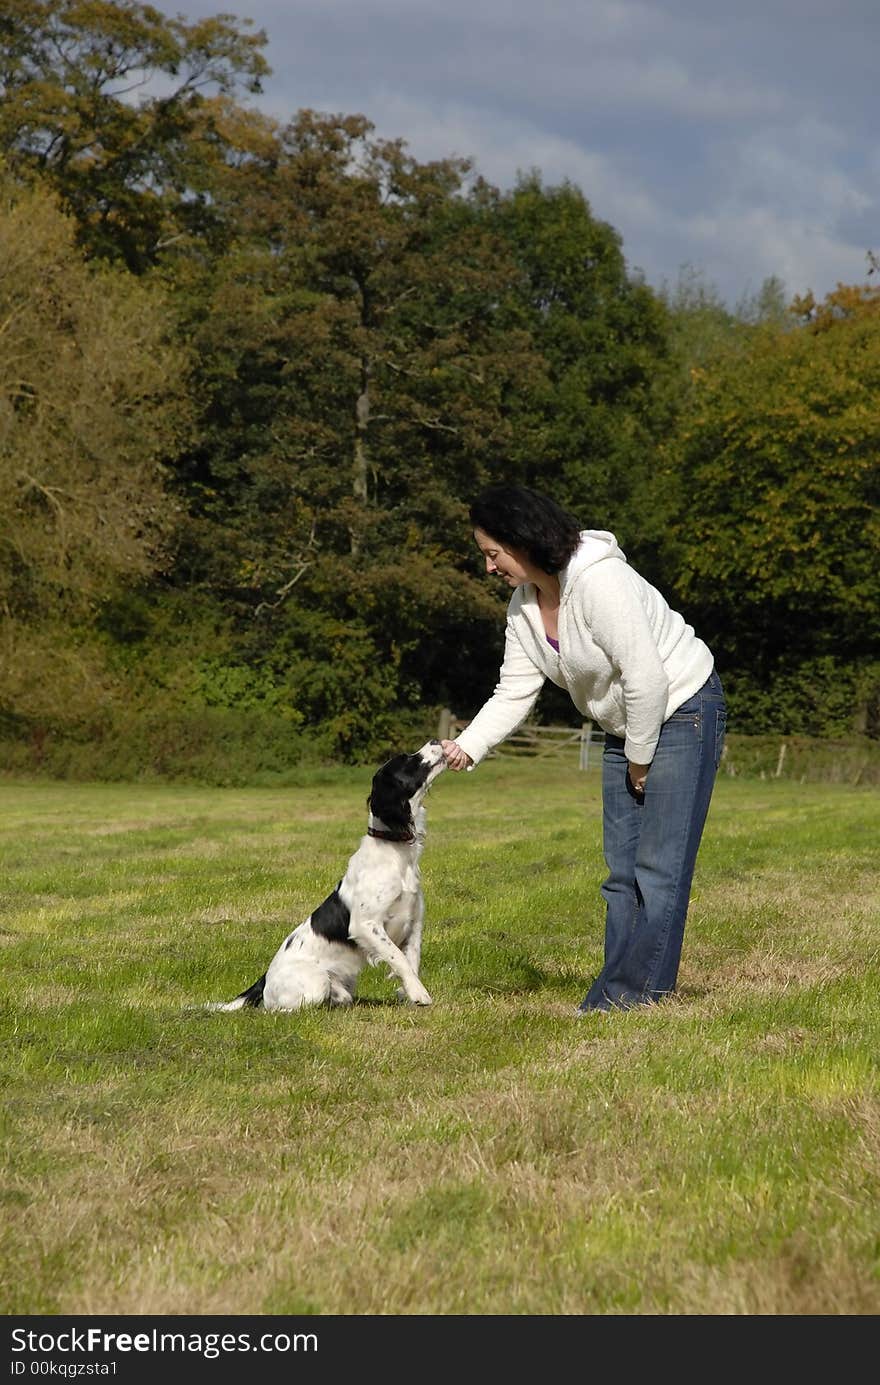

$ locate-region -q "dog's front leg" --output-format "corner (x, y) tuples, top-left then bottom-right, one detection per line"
(395, 893), (425, 1003)
(403, 892), (425, 974)
(349, 908), (432, 1006)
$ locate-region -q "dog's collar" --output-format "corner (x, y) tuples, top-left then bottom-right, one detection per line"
(368, 826), (416, 843)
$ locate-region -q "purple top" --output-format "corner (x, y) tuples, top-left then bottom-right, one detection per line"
(546, 635), (559, 651)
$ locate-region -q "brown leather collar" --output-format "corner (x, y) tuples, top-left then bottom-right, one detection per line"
(368, 826), (415, 843)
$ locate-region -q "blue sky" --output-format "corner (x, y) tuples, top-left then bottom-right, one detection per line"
(174, 0), (878, 306)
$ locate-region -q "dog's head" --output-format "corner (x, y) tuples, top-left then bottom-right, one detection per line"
(368, 740), (447, 837)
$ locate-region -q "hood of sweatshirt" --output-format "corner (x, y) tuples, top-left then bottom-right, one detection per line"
(558, 530), (626, 606)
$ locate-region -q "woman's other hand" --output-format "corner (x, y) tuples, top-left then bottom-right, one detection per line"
(627, 762), (650, 794)
(441, 740), (473, 772)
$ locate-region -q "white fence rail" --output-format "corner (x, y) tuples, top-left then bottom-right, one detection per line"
(437, 709), (605, 770)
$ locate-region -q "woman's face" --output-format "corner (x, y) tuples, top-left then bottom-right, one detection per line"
(473, 528), (533, 587)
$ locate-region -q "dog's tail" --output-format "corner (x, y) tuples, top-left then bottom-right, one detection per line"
(206, 973), (267, 1012)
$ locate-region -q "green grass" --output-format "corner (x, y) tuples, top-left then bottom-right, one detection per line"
(0, 763), (878, 1315)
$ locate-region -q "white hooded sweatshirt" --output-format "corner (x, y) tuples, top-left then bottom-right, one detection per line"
(455, 530), (714, 768)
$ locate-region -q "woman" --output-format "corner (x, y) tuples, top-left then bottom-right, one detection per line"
(442, 484), (726, 1012)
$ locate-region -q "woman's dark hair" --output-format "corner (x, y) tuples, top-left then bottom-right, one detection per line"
(469, 484), (582, 574)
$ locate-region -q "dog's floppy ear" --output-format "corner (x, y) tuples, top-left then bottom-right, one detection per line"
(368, 760), (413, 833)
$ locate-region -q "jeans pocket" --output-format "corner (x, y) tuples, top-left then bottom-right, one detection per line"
(670, 691), (701, 721)
(714, 707), (728, 769)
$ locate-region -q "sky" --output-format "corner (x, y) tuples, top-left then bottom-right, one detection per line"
(172, 0), (878, 306)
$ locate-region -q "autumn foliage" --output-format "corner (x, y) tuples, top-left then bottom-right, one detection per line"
(0, 3), (877, 775)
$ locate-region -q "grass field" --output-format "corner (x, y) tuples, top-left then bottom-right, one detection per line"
(1, 761), (878, 1316)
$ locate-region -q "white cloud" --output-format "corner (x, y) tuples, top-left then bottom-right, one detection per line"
(721, 119), (872, 219)
(692, 206), (858, 287)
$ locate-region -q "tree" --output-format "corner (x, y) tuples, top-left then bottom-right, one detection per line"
(153, 113), (543, 749)
(0, 173), (190, 724)
(660, 265), (739, 374)
(209, 112), (536, 557)
(667, 283), (880, 732)
(490, 173), (672, 541)
(0, 0), (269, 270)
(735, 274), (790, 328)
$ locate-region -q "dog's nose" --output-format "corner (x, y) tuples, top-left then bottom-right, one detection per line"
(430, 738), (441, 747)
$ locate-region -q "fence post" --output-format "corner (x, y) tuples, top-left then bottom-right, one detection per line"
(579, 722), (591, 771)
(437, 708), (453, 741)
(775, 740), (787, 778)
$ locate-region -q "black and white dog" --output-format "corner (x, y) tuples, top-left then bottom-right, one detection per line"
(210, 740), (446, 1012)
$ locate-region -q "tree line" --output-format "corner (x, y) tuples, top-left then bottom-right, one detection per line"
(1, 1), (877, 779)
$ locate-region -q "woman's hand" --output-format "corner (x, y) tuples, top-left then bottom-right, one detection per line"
(441, 739), (473, 772)
(627, 762), (650, 794)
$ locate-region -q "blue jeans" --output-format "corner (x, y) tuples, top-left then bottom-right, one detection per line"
(579, 671), (726, 1011)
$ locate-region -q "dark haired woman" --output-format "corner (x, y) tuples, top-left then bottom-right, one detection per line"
(441, 484), (726, 1012)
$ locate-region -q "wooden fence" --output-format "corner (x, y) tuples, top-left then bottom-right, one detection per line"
(436, 714), (880, 782)
(437, 709), (605, 770)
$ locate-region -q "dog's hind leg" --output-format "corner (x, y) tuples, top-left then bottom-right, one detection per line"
(328, 979), (354, 1006)
(263, 961), (332, 1012)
